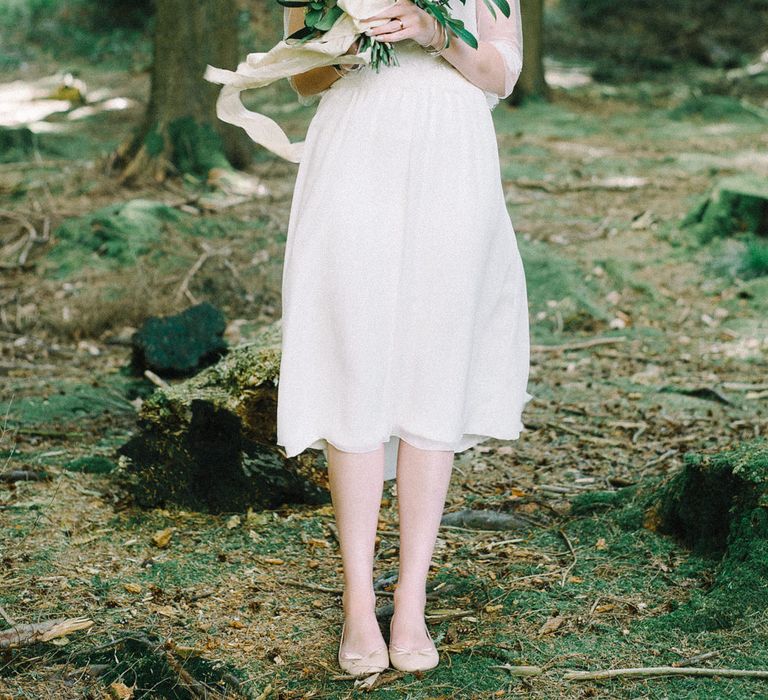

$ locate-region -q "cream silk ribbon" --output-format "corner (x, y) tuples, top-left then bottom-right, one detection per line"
(204, 0), (398, 163)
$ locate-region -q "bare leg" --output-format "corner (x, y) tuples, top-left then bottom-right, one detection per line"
(391, 440), (454, 648)
(327, 442), (387, 655)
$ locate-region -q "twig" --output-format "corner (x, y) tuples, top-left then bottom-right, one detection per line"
(174, 243), (232, 304)
(0, 470), (49, 483)
(564, 666), (768, 681)
(491, 664), (544, 676)
(144, 370), (170, 390)
(0, 605), (16, 626)
(558, 529), (577, 587)
(283, 579), (393, 598)
(642, 449), (677, 470)
(673, 650), (723, 667)
(532, 336), (627, 353)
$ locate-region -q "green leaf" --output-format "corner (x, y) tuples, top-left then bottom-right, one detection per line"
(304, 8), (322, 26)
(482, 0), (497, 20)
(314, 4), (343, 31)
(490, 0), (510, 17)
(447, 20), (478, 49)
(276, 0), (310, 6)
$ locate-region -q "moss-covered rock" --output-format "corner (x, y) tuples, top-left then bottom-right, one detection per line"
(571, 440), (768, 632)
(647, 440), (768, 631)
(130, 302), (228, 378)
(683, 176), (768, 243)
(117, 319), (329, 512)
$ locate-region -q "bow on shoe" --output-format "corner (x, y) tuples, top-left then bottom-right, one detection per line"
(340, 646), (389, 660)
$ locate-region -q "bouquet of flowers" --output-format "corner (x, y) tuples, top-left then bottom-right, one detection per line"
(280, 0), (511, 71)
(205, 0), (511, 162)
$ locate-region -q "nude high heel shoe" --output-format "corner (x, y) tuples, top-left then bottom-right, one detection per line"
(387, 617), (440, 672)
(337, 621), (390, 676)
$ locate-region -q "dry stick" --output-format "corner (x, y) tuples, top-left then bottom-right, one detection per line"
(642, 449), (677, 470)
(174, 243), (232, 304)
(558, 529), (577, 587)
(0, 605), (16, 626)
(144, 369), (170, 390)
(532, 336), (627, 353)
(282, 579), (439, 600)
(564, 666), (768, 681)
(0, 617), (93, 649)
(491, 664), (544, 677)
(673, 650), (723, 667)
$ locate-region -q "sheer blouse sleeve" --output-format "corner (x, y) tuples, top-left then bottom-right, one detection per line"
(476, 0), (523, 100)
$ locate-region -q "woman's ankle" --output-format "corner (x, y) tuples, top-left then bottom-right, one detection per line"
(342, 588), (377, 617)
(392, 583), (427, 616)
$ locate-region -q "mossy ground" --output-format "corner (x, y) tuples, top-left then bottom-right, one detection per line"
(2, 21), (768, 700)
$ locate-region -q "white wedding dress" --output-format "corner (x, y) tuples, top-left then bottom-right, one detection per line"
(276, 0), (533, 481)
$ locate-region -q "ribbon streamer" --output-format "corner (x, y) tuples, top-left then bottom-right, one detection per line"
(204, 0), (399, 163)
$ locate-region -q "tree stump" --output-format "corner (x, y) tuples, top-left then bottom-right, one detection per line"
(683, 175), (768, 242)
(643, 440), (768, 630)
(570, 440), (768, 631)
(118, 320), (330, 512)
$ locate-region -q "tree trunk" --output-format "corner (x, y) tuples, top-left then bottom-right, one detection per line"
(509, 0), (549, 104)
(117, 319), (330, 513)
(115, 0), (252, 183)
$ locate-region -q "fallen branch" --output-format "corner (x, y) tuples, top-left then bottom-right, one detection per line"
(0, 470), (50, 483)
(564, 666), (768, 681)
(492, 664), (544, 676)
(174, 242), (232, 305)
(0, 617), (94, 649)
(440, 508), (534, 532)
(532, 337), (627, 353)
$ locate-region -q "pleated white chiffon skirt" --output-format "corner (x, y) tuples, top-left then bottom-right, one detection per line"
(275, 40), (532, 481)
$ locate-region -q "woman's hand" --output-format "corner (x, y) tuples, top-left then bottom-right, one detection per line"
(360, 0), (439, 47)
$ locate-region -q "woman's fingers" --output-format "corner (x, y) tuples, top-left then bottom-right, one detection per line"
(365, 18), (405, 35)
(368, 28), (410, 42)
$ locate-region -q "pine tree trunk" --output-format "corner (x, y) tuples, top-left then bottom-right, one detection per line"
(116, 0), (252, 183)
(509, 0), (549, 104)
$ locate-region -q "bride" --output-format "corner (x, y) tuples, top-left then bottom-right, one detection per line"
(278, 0), (529, 676)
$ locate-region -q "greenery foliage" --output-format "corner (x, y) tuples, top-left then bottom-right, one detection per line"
(0, 0), (152, 65)
(548, 0), (768, 80)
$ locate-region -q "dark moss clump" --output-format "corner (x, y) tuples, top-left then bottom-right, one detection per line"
(682, 176), (768, 243)
(571, 440), (768, 633)
(63, 455), (116, 474)
(648, 440), (768, 631)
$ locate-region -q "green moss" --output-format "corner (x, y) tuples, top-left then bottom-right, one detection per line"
(741, 236), (768, 278)
(0, 127), (36, 163)
(667, 95), (768, 123)
(63, 455), (116, 474)
(567, 442), (768, 634)
(683, 175), (768, 243)
(6, 376), (140, 427)
(518, 237), (610, 337)
(167, 117), (231, 176)
(47, 199), (186, 278)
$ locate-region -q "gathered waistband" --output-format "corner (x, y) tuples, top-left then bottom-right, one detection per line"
(326, 40), (483, 99)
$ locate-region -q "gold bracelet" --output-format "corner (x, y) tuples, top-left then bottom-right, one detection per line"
(424, 21), (449, 56)
(425, 17), (440, 49)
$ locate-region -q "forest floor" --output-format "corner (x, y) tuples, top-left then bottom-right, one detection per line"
(1, 54), (768, 700)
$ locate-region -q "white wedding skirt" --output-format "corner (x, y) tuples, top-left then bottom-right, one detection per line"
(276, 40), (532, 481)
